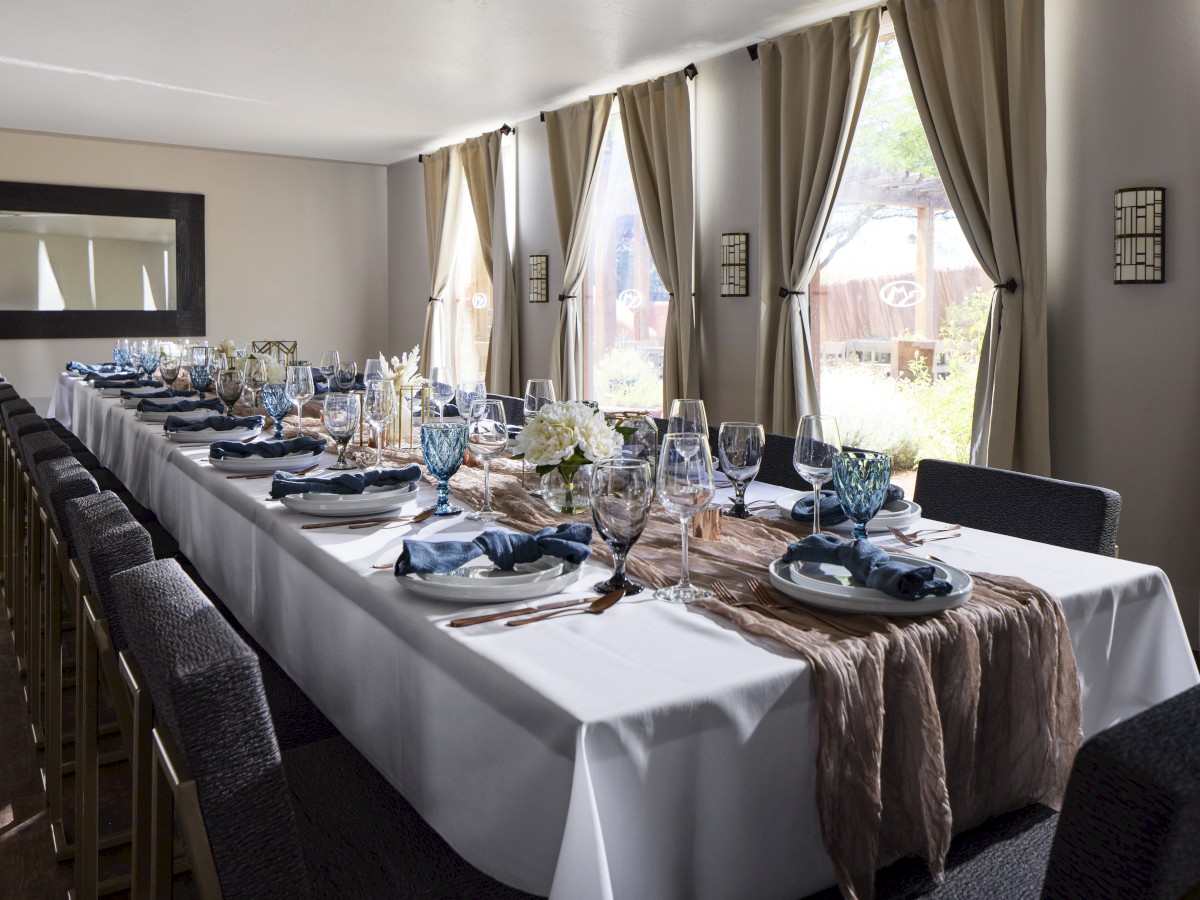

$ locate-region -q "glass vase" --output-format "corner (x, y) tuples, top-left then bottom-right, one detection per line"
(541, 464), (593, 515)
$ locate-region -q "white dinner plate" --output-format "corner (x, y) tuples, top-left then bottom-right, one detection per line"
(280, 480), (418, 517)
(99, 385), (156, 397)
(166, 427), (261, 444)
(137, 407), (218, 422)
(208, 449), (323, 474)
(422, 556), (566, 587)
(767, 553), (971, 616)
(122, 393), (195, 408)
(401, 558), (583, 603)
(773, 490), (922, 533)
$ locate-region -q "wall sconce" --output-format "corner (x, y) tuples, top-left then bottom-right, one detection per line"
(528, 254), (549, 302)
(720, 233), (749, 296)
(1114, 187), (1164, 284)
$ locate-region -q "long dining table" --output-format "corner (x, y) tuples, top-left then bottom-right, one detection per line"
(49, 372), (1200, 900)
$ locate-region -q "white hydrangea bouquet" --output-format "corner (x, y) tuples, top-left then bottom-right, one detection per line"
(514, 401), (622, 511)
(215, 337), (239, 361)
(261, 355), (288, 383)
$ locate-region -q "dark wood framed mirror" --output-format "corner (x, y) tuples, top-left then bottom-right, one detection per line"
(0, 180), (204, 339)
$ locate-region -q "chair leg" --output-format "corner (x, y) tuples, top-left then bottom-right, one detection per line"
(150, 741), (174, 900)
(125, 655), (154, 899)
(44, 535), (65, 850)
(26, 501), (44, 738)
(74, 594), (99, 900)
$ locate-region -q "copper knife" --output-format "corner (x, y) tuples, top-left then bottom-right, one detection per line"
(447, 596), (593, 628)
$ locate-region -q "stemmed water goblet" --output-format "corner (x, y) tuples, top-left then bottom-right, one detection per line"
(243, 358), (268, 407)
(363, 357), (386, 384)
(215, 366), (245, 416)
(419, 420), (468, 516)
(319, 350), (339, 388)
(466, 399), (508, 522)
(455, 380), (486, 418)
(793, 415), (842, 536)
(262, 384), (291, 439)
(522, 378), (556, 494)
(159, 352), (182, 390)
(717, 422), (765, 518)
(655, 432), (716, 603)
(113, 339), (131, 367)
(323, 393), (361, 470)
(832, 451), (892, 541)
(363, 380), (396, 468)
(189, 346), (215, 394)
(139, 340), (160, 377)
(590, 458), (653, 595)
(285, 366), (316, 439)
(333, 360), (357, 392)
(428, 366), (454, 417)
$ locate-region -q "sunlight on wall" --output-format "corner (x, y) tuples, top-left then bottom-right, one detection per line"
(36, 240), (65, 310)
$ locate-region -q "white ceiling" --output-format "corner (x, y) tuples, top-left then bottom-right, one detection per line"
(0, 0), (858, 166)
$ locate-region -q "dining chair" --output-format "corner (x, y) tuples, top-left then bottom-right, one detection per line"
(486, 393), (525, 426)
(113, 557), (540, 899)
(912, 459), (1121, 556)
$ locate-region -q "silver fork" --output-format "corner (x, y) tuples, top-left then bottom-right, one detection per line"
(749, 579), (872, 638)
(887, 525), (961, 547)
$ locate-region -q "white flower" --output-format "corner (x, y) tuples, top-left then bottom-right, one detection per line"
(216, 338), (238, 359)
(389, 345), (423, 387)
(262, 357), (287, 383)
(515, 400), (622, 467)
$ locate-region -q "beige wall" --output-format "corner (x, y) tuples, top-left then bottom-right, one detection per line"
(0, 129), (388, 409)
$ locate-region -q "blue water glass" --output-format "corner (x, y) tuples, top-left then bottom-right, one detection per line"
(262, 383), (291, 439)
(140, 351), (159, 376)
(190, 363), (214, 394)
(832, 451), (892, 541)
(113, 346), (128, 367)
(420, 421), (468, 516)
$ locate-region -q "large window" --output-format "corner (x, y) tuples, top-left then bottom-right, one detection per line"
(582, 107), (668, 414)
(813, 29), (990, 476)
(446, 174), (493, 382)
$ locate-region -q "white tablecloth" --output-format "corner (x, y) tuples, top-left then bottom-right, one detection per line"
(50, 373), (1200, 899)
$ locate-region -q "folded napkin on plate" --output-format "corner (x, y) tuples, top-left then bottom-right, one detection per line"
(164, 414), (265, 434)
(209, 435), (326, 460)
(782, 534), (953, 600)
(94, 376), (162, 388)
(139, 396), (225, 414)
(269, 465), (421, 498)
(68, 361), (123, 375)
(121, 388), (198, 400)
(395, 523), (594, 576)
(791, 484), (905, 526)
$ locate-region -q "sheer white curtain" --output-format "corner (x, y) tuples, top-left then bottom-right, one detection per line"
(754, 9), (879, 435)
(544, 94), (614, 400)
(893, 0), (1051, 474)
(419, 144), (464, 377)
(463, 129), (520, 396)
(617, 70), (699, 410)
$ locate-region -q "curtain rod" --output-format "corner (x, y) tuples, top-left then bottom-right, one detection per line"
(748, 4), (887, 59)
(418, 123), (513, 161)
(540, 62), (699, 122)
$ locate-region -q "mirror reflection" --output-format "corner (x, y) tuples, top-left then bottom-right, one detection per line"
(0, 212), (177, 312)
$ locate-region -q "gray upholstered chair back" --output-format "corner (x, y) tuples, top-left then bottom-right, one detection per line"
(913, 459), (1121, 556)
(113, 559), (311, 899)
(67, 492), (153, 653)
(486, 393), (525, 426)
(1, 398), (34, 432)
(1041, 685), (1200, 898)
(21, 430), (73, 478)
(11, 412), (49, 444)
(35, 457), (98, 551)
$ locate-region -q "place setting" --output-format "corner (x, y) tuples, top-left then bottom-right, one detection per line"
(163, 413), (266, 444)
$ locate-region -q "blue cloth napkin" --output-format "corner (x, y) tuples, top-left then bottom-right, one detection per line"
(782, 534), (953, 601)
(395, 523), (594, 576)
(164, 414), (265, 433)
(139, 397), (225, 414)
(68, 361), (123, 375)
(209, 436), (326, 460)
(791, 484), (906, 526)
(270, 465), (422, 498)
(121, 388), (198, 400)
(94, 376), (161, 388)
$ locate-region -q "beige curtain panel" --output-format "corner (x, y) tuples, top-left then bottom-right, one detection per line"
(544, 94), (614, 401)
(464, 129), (521, 396)
(892, 0), (1051, 475)
(754, 9), (879, 435)
(420, 144), (465, 377)
(618, 70), (699, 410)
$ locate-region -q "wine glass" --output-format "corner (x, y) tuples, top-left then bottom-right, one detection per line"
(455, 380), (486, 418)
(363, 357), (386, 384)
(139, 340), (160, 377)
(428, 366), (454, 417)
(159, 352), (181, 390)
(189, 346), (215, 394)
(655, 432), (716, 604)
(717, 422), (765, 518)
(466, 399), (508, 522)
(262, 383), (291, 439)
(522, 378), (556, 494)
(244, 358), (268, 407)
(420, 420), (468, 516)
(666, 398), (710, 462)
(833, 451), (892, 541)
(793, 415), (842, 536)
(215, 366), (245, 416)
(323, 393), (361, 470)
(285, 366), (316, 438)
(363, 380), (396, 468)
(590, 458), (653, 595)
(333, 360), (357, 392)
(319, 350), (339, 388)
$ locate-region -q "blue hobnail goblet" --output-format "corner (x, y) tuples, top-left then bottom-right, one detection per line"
(832, 451), (892, 541)
(140, 351), (160, 377)
(262, 383), (292, 439)
(420, 421), (469, 516)
(190, 363), (214, 394)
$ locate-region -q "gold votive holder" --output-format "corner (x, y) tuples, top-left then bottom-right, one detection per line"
(384, 384), (431, 450)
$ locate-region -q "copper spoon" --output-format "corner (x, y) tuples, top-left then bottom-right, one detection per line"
(505, 588), (625, 626)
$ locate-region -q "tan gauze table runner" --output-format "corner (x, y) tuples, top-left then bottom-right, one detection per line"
(321, 445), (1085, 899)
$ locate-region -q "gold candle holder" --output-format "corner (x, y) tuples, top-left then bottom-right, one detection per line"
(390, 384), (431, 450)
(351, 389), (367, 447)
